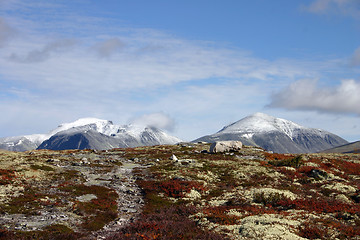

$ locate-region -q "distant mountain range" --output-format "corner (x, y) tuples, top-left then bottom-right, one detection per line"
(0, 118), (181, 151)
(0, 113), (352, 153)
(193, 113), (348, 153)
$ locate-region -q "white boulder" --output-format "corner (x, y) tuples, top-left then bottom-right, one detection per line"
(209, 141), (243, 153)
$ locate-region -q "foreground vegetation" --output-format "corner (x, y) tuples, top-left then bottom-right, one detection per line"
(0, 143), (359, 239)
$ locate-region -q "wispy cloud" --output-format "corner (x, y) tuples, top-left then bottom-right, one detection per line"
(8, 39), (77, 63)
(303, 0), (360, 18)
(91, 38), (125, 58)
(351, 47), (360, 66)
(0, 17), (17, 47)
(1, 27), (317, 96)
(269, 79), (360, 115)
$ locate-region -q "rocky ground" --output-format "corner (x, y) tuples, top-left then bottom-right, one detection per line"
(0, 143), (359, 239)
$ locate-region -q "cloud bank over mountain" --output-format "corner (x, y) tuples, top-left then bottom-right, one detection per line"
(269, 79), (360, 115)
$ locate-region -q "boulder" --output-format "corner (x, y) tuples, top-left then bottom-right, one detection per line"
(209, 141), (243, 153)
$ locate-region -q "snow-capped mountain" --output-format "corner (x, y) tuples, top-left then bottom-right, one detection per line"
(0, 118), (181, 151)
(193, 113), (348, 153)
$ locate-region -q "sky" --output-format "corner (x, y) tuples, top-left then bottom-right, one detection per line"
(0, 0), (359, 142)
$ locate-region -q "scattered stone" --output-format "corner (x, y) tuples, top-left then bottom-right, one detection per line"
(170, 154), (178, 161)
(308, 169), (328, 180)
(76, 194), (98, 202)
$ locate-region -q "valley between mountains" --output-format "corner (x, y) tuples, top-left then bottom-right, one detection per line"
(0, 113), (359, 239)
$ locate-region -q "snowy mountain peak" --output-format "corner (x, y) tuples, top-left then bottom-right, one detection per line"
(194, 113), (348, 153)
(219, 112), (306, 139)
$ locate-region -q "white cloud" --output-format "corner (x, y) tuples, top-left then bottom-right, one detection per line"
(130, 112), (176, 131)
(304, 0), (360, 18)
(269, 79), (360, 115)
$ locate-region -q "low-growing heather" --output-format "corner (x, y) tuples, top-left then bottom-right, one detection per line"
(0, 169), (16, 185)
(107, 205), (226, 240)
(138, 179), (207, 198)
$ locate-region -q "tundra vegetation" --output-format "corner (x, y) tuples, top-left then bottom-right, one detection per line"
(0, 143), (359, 239)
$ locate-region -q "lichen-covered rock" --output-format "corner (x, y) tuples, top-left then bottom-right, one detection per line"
(209, 141), (243, 153)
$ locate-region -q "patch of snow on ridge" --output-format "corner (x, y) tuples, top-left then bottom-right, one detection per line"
(50, 118), (112, 135)
(24, 134), (49, 145)
(242, 133), (254, 139)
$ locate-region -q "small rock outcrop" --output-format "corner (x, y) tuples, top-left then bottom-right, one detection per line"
(209, 141), (243, 153)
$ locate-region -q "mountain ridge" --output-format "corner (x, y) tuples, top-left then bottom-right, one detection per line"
(321, 140), (360, 154)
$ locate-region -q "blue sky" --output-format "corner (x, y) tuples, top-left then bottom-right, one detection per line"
(0, 0), (359, 142)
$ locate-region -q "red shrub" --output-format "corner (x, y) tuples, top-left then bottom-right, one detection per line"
(106, 205), (226, 240)
(203, 206), (240, 225)
(0, 169), (16, 185)
(338, 161), (360, 175)
(139, 179), (207, 198)
(297, 166), (315, 174)
(298, 221), (327, 239)
(276, 198), (360, 214)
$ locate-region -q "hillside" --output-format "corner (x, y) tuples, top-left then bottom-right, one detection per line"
(322, 141), (360, 154)
(194, 113), (348, 153)
(0, 143), (359, 239)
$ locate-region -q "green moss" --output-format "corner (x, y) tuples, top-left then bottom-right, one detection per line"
(30, 164), (55, 171)
(253, 192), (285, 206)
(59, 184), (118, 231)
(0, 187), (43, 215)
(61, 169), (81, 181)
(81, 211), (118, 231)
(269, 155), (303, 168)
